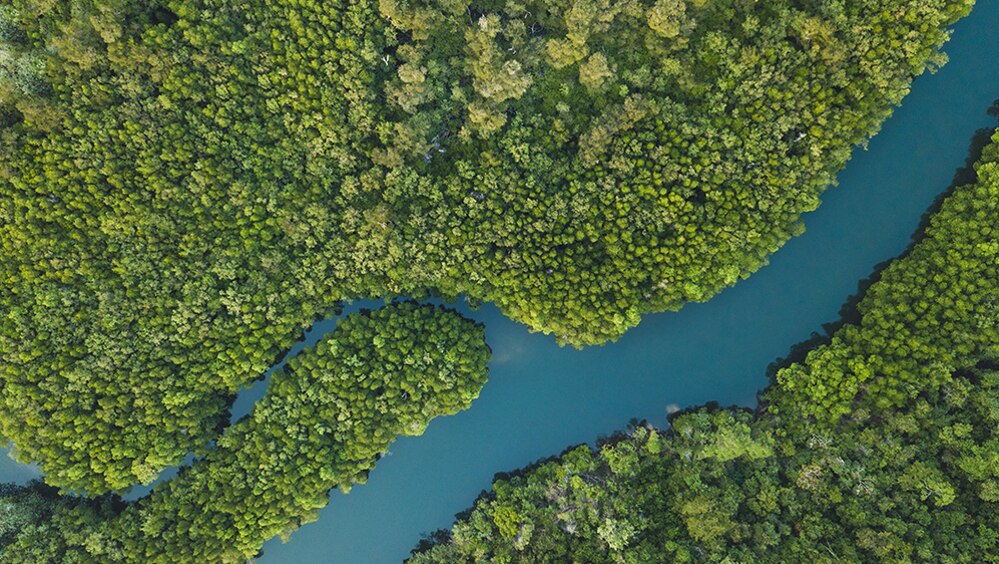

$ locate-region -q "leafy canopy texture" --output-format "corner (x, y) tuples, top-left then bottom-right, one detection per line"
(0, 0), (975, 492)
(408, 131), (999, 562)
(0, 302), (491, 561)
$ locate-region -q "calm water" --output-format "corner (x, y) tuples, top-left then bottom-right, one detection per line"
(3, 2), (999, 561)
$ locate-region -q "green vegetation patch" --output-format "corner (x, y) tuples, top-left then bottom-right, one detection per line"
(1, 302), (490, 561)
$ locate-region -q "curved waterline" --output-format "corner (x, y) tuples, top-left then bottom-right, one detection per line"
(2, 1), (998, 561)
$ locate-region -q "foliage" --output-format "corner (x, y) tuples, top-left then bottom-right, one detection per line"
(0, 480), (80, 550)
(407, 132), (999, 562)
(0, 0), (975, 494)
(1, 302), (490, 561)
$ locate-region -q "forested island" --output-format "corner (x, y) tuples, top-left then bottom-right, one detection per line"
(0, 0), (991, 560)
(409, 132), (999, 561)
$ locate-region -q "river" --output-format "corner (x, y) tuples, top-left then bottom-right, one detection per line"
(3, 1), (999, 561)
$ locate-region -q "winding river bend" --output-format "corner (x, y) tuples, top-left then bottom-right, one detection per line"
(3, 2), (999, 562)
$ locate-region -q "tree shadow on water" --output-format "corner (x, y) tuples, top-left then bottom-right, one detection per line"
(762, 99), (999, 393)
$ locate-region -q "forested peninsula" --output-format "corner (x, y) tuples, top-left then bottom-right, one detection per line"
(409, 131), (999, 562)
(1, 302), (490, 561)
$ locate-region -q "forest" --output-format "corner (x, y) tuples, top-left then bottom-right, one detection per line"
(0, 0), (972, 496)
(407, 131), (999, 562)
(0, 0), (988, 560)
(0, 302), (491, 561)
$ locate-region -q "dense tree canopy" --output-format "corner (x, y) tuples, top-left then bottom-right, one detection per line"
(0, 0), (975, 493)
(0, 481), (92, 550)
(407, 131), (999, 562)
(0, 301), (491, 561)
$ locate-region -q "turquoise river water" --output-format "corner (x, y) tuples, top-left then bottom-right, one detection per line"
(2, 2), (999, 561)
